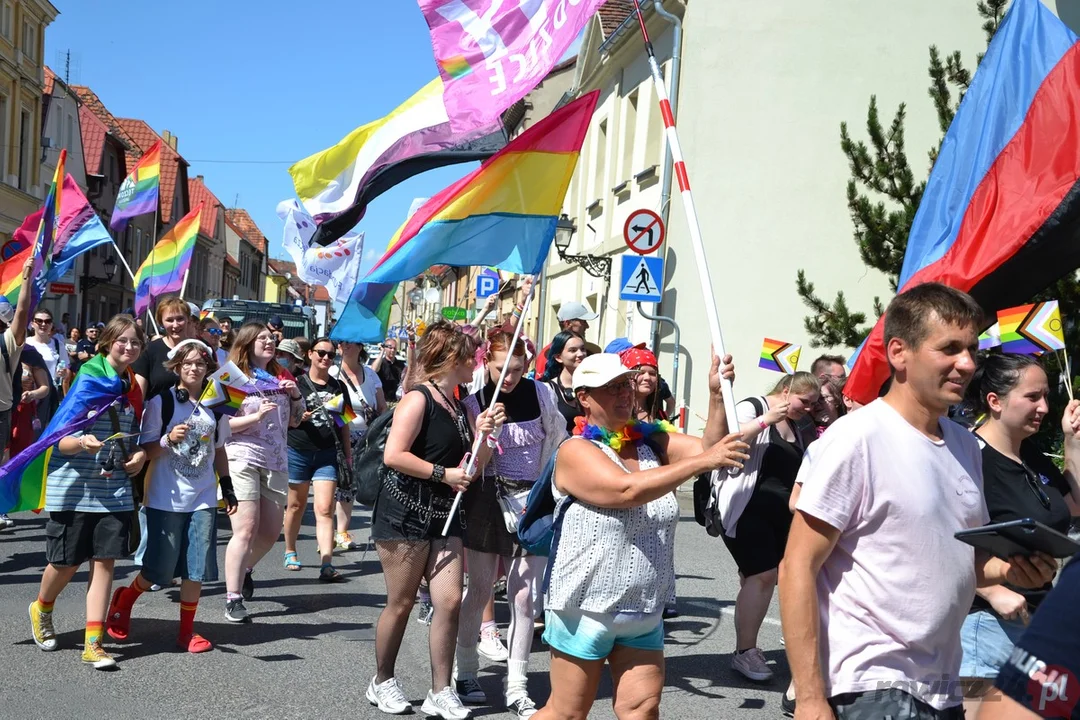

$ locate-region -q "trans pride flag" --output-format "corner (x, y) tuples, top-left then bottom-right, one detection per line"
(133, 203), (202, 316)
(111, 140), (161, 231)
(846, 0), (1080, 404)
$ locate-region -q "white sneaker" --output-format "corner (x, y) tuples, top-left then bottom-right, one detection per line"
(732, 647), (774, 682)
(478, 626), (509, 663)
(0, 514), (14, 530)
(506, 692), (538, 718)
(366, 676), (412, 715)
(421, 687), (471, 720)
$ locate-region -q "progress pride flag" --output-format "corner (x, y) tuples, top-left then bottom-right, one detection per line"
(420, 0), (606, 132)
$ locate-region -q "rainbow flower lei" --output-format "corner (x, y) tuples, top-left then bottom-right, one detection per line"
(573, 417), (677, 451)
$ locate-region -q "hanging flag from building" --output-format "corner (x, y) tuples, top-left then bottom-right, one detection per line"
(277, 199), (365, 305)
(111, 139), (161, 231)
(420, 0), (606, 132)
(288, 78), (506, 247)
(0, 355), (135, 514)
(997, 301), (1066, 355)
(364, 91), (598, 285)
(846, 0), (1080, 405)
(759, 338), (802, 375)
(133, 203), (203, 316)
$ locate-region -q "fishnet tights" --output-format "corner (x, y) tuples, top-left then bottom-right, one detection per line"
(375, 537), (464, 691)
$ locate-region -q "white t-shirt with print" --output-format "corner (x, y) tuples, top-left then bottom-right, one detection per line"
(795, 398), (988, 711)
(26, 335), (62, 382)
(141, 388), (231, 513)
(333, 364), (382, 441)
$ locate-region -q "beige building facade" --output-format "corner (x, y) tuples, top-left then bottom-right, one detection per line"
(0, 0), (57, 244)
(542, 0), (1052, 432)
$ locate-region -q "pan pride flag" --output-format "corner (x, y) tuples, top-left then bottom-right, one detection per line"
(846, 0), (1080, 404)
(133, 203), (202, 316)
(364, 91), (598, 285)
(759, 338), (802, 375)
(111, 140), (161, 231)
(997, 301), (1065, 355)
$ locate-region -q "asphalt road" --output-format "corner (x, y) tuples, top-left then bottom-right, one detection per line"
(0, 492), (790, 719)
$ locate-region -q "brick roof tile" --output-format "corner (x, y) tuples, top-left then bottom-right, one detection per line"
(43, 65), (56, 95)
(78, 104), (108, 175)
(187, 177), (222, 237)
(597, 0), (635, 36)
(225, 208), (268, 254)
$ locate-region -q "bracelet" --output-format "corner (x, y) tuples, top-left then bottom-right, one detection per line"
(430, 464), (446, 483)
(757, 417), (768, 431)
(485, 434), (499, 449)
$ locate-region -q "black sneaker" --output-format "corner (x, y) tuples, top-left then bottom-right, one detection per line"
(455, 674), (487, 704)
(781, 692), (795, 717)
(224, 598), (249, 623)
(242, 570), (254, 600)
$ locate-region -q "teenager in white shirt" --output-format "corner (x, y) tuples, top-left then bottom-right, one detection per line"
(780, 283), (1057, 720)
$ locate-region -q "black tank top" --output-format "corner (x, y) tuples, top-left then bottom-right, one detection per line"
(546, 377), (580, 432)
(409, 384), (471, 469)
(758, 420), (804, 496)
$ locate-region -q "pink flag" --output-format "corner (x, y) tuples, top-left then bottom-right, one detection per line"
(419, 0), (606, 132)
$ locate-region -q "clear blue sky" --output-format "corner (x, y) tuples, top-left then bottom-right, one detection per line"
(44, 1), (523, 275)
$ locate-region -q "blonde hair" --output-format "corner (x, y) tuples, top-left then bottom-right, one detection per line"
(769, 371), (820, 397)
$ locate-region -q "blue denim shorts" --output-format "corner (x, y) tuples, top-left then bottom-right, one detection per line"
(287, 447), (337, 485)
(141, 507), (218, 586)
(543, 608), (664, 660)
(959, 609), (1028, 679)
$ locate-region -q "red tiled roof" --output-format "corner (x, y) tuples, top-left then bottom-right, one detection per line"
(313, 286), (331, 303)
(598, 0), (634, 36)
(78, 104), (108, 175)
(71, 86), (141, 158)
(225, 209), (268, 254)
(116, 118), (187, 224)
(187, 177), (222, 237)
(43, 66), (56, 95)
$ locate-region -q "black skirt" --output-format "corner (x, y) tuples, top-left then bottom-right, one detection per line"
(461, 475), (531, 557)
(370, 470), (464, 542)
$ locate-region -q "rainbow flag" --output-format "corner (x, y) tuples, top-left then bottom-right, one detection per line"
(759, 338), (802, 375)
(111, 140), (161, 231)
(0, 245), (32, 308)
(199, 380), (249, 416)
(133, 203), (203, 316)
(25, 150), (65, 309)
(0, 355), (130, 513)
(998, 301), (1065, 355)
(364, 91), (599, 285)
(979, 322), (1003, 351)
(323, 393), (357, 427)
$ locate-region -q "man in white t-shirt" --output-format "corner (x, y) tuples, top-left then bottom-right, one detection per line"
(779, 283), (1057, 720)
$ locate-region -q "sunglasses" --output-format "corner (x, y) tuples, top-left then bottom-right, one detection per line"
(313, 349), (335, 359)
(33, 318), (52, 325)
(204, 328), (223, 337)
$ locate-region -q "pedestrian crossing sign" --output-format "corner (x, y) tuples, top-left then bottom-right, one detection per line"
(619, 254), (664, 303)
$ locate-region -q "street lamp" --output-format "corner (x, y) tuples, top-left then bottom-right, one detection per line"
(84, 254), (117, 290)
(552, 213), (611, 280)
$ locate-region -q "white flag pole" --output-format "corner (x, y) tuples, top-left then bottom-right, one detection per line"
(441, 277), (535, 537)
(109, 236), (159, 335)
(631, 0), (738, 424)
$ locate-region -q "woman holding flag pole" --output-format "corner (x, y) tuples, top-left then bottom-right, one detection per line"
(366, 320), (504, 720)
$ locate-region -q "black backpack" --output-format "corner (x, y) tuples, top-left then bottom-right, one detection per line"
(353, 409), (394, 507)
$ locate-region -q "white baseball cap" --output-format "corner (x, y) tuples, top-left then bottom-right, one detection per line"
(572, 353), (637, 391)
(557, 301), (599, 322)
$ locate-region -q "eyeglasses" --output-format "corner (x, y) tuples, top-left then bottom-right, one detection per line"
(181, 360), (208, 369)
(256, 337), (276, 345)
(204, 328), (223, 337)
(113, 338), (142, 349)
(33, 318), (51, 326)
(597, 379), (635, 395)
(313, 349), (335, 359)
(1022, 464), (1052, 510)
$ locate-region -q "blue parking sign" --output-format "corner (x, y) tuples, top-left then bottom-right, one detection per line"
(477, 273), (499, 299)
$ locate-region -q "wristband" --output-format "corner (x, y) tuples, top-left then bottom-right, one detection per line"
(485, 434), (499, 449)
(757, 417), (768, 431)
(430, 464), (446, 483)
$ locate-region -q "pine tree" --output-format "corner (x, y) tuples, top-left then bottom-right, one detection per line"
(795, 0), (1009, 348)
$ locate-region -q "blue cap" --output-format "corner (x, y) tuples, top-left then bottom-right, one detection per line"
(604, 338), (646, 355)
(268, 315), (284, 329)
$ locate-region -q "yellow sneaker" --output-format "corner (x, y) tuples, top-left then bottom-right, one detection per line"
(29, 602), (57, 651)
(81, 640), (117, 670)
(334, 532), (357, 551)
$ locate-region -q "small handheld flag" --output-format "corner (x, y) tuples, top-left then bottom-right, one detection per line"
(759, 338), (802, 375)
(322, 393), (357, 427)
(979, 322), (1003, 351)
(997, 301), (1065, 355)
(198, 380), (248, 416)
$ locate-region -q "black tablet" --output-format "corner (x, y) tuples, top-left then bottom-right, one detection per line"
(955, 518), (1080, 560)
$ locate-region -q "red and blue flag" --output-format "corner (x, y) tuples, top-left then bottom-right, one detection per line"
(847, 0), (1080, 404)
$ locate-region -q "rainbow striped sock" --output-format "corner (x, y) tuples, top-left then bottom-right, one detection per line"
(85, 621), (104, 646)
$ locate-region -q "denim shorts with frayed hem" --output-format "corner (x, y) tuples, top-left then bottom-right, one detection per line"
(287, 446), (337, 485)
